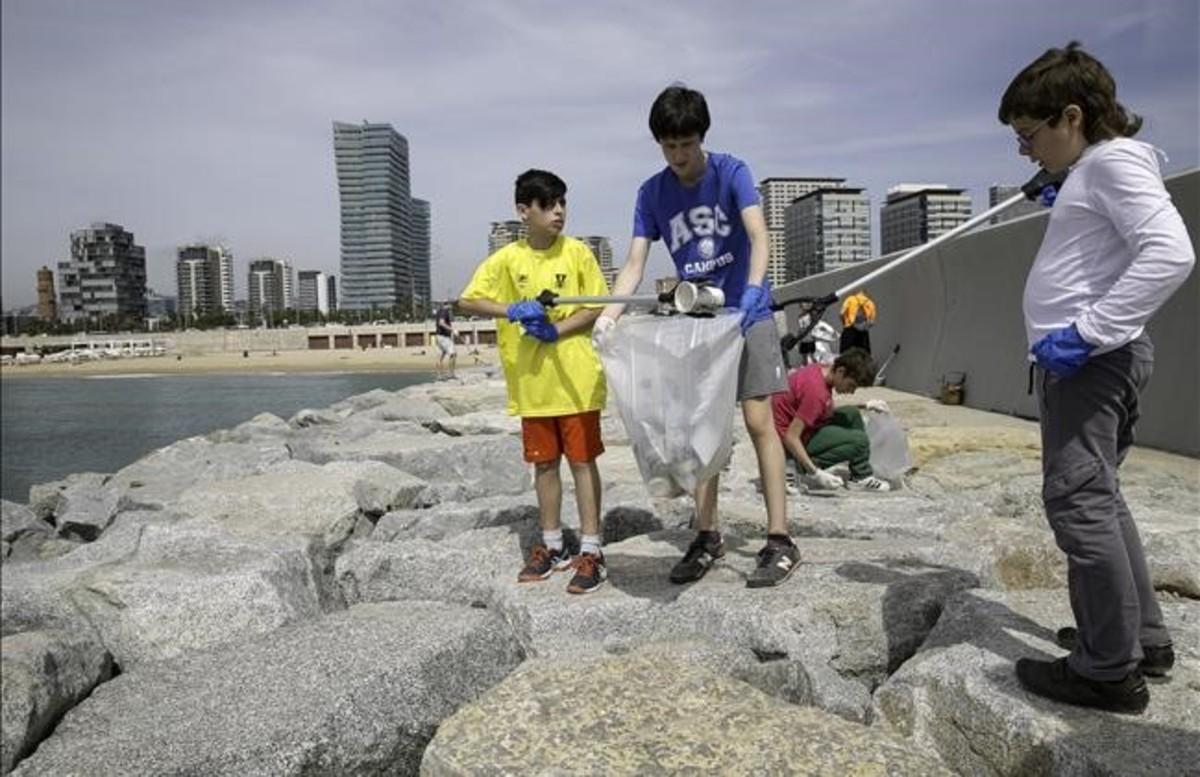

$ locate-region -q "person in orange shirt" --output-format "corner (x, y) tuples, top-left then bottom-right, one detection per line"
(839, 288), (876, 355)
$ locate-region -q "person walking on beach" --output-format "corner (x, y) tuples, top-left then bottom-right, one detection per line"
(435, 303), (457, 379)
(1000, 41), (1193, 714)
(457, 169), (610, 594)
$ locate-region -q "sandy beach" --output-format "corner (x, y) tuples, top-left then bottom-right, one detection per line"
(0, 347), (501, 378)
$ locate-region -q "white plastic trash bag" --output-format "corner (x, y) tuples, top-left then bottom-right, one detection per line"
(865, 412), (912, 481)
(599, 312), (744, 497)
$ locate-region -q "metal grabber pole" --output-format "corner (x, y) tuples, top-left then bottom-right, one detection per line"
(537, 280), (726, 315)
(781, 166), (1068, 347)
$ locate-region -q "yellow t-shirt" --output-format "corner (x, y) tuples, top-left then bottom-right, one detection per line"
(461, 236), (609, 417)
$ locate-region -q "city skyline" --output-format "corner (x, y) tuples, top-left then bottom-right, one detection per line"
(2, 1), (1197, 309)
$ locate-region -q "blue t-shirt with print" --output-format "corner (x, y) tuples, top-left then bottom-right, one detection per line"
(632, 151), (767, 305)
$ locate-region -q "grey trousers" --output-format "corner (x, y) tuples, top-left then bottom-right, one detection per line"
(1037, 333), (1170, 681)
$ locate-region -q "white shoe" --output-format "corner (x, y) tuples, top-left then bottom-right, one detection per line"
(846, 475), (891, 492)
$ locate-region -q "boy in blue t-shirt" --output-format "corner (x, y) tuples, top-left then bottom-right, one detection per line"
(597, 84), (797, 588)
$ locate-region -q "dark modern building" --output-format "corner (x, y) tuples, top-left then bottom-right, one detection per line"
(332, 121), (431, 316)
(58, 222), (147, 326)
(785, 186), (871, 279)
(880, 185), (972, 255)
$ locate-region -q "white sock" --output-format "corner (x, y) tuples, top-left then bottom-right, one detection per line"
(580, 534), (602, 556)
(542, 529), (564, 552)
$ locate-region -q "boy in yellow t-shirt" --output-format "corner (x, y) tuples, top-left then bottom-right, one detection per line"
(457, 169), (610, 594)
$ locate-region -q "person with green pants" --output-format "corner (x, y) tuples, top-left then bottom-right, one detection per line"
(771, 348), (891, 492)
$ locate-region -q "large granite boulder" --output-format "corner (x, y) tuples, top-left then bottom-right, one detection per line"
(418, 410), (519, 437)
(371, 496), (537, 542)
(0, 629), (113, 774)
(104, 436), (292, 510)
(26, 472), (107, 524)
(0, 502), (60, 562)
(873, 589), (1200, 776)
(1144, 528), (1200, 599)
(290, 432), (531, 497)
(1, 516), (326, 669)
(205, 411), (291, 444)
(12, 602), (523, 777)
(23, 473), (119, 542)
(343, 524), (979, 723)
(175, 459), (425, 547)
(421, 642), (952, 776)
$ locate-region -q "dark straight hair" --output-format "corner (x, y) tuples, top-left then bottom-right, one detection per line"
(514, 169), (567, 208)
(998, 41), (1141, 143)
(649, 84), (711, 141)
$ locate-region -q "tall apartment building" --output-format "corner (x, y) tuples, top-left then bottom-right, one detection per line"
(57, 222), (147, 324)
(488, 220), (527, 254)
(580, 235), (617, 288)
(880, 185), (972, 254)
(326, 274), (338, 312)
(988, 184), (1042, 225)
(333, 121), (430, 314)
(176, 244), (234, 321)
(784, 187), (871, 279)
(409, 198), (431, 316)
(36, 266), (57, 321)
(247, 258), (294, 323)
(297, 270), (332, 315)
(758, 177), (846, 285)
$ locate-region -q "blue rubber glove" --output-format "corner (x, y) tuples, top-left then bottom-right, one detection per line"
(1031, 323), (1094, 377)
(523, 318), (559, 343)
(507, 300), (546, 323)
(737, 284), (772, 335)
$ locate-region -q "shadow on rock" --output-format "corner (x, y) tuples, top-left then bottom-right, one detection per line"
(835, 559), (989, 674)
(604, 533), (754, 603)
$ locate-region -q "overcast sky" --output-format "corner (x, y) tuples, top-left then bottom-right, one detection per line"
(2, 0), (1197, 309)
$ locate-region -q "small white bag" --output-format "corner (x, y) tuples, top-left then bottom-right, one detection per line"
(865, 412), (913, 481)
(599, 312), (744, 497)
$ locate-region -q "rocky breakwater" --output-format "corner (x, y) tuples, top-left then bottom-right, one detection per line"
(1, 369), (1197, 776)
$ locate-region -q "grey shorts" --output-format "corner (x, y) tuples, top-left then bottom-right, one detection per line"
(738, 317), (787, 401)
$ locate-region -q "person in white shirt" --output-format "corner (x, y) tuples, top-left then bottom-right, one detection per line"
(999, 41), (1194, 715)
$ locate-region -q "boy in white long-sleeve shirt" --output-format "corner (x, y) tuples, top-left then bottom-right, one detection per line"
(1000, 41), (1195, 714)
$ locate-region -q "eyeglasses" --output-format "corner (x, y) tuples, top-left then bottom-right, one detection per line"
(1015, 115), (1055, 151)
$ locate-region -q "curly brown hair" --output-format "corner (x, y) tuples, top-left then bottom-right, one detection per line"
(998, 41), (1141, 144)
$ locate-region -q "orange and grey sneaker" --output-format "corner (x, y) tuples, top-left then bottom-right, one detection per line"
(517, 543), (572, 582)
(566, 552), (607, 595)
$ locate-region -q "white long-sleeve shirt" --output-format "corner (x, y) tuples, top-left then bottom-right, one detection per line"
(1023, 138), (1195, 354)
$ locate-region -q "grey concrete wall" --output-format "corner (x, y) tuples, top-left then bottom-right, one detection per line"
(2, 320), (500, 355)
(774, 169), (1199, 457)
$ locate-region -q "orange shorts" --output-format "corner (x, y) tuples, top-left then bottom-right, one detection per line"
(521, 410), (604, 464)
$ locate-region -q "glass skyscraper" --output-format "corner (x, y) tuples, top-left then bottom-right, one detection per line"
(333, 121), (430, 315)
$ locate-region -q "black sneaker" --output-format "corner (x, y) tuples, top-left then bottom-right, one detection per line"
(566, 552), (607, 595)
(746, 539), (801, 588)
(669, 532), (725, 584)
(517, 543), (572, 582)
(1016, 656), (1148, 714)
(1056, 627), (1175, 678)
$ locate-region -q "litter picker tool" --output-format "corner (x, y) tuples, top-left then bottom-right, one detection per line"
(780, 166), (1067, 353)
(537, 280), (726, 315)
(874, 344), (901, 386)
